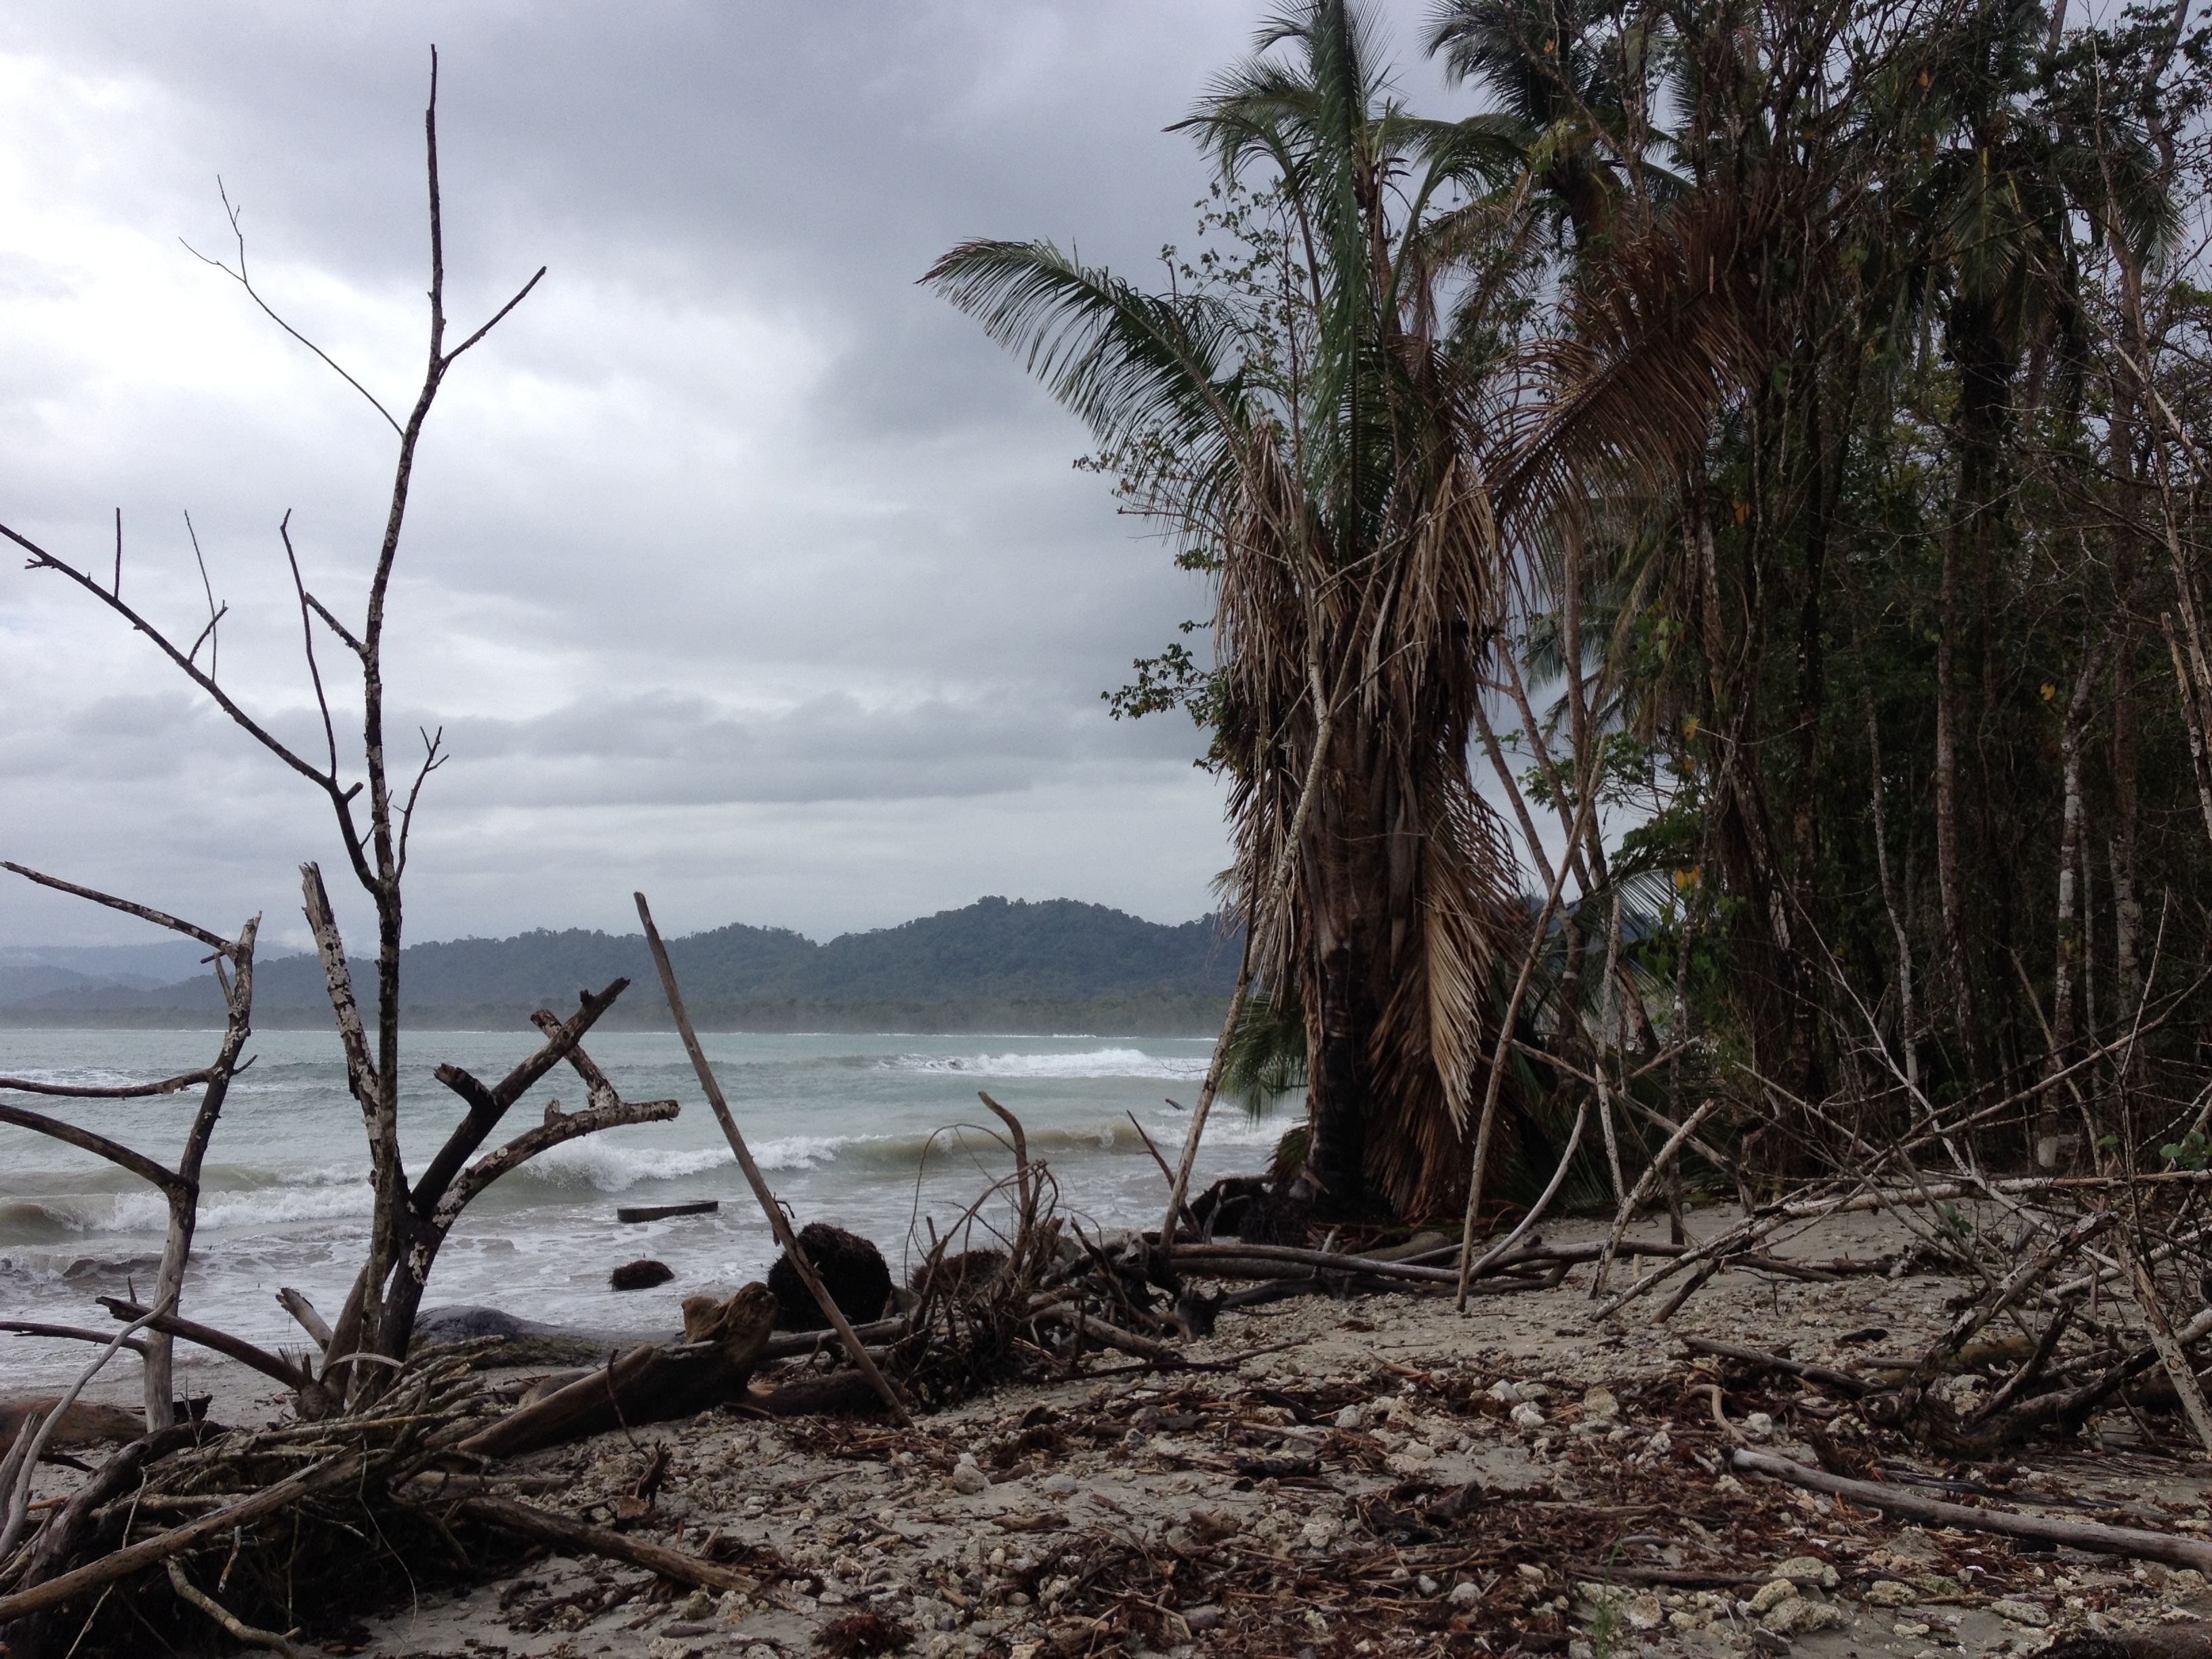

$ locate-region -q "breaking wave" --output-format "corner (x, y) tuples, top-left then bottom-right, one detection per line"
(880, 1047), (1211, 1082)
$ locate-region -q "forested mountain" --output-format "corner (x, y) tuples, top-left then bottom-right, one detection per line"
(0, 897), (1238, 1030)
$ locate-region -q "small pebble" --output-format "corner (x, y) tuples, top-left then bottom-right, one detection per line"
(1041, 1472), (1078, 1495)
(1335, 1404), (1366, 1430)
(951, 1464), (988, 1495)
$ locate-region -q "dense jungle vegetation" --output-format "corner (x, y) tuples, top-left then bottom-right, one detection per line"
(933, 0), (2212, 1224)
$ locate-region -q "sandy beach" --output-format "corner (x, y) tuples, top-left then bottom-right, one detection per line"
(38, 1206), (2174, 1659)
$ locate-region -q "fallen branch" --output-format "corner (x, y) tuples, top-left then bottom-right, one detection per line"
(99, 1298), (313, 1395)
(0, 1303), (165, 1559)
(638, 891), (910, 1425)
(1032, 1305), (1184, 1365)
(1591, 1097), (1726, 1295)
(1681, 1338), (1876, 1397)
(5, 1423), (202, 1599)
(452, 1493), (759, 1593)
(1729, 1448), (2212, 1572)
(459, 1287), (774, 1460)
(0, 1069), (219, 1099)
(165, 1557), (302, 1658)
(0, 1322), (149, 1358)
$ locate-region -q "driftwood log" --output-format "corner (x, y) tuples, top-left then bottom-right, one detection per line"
(1730, 1448), (2212, 1572)
(449, 1494), (760, 1593)
(0, 1399), (145, 1462)
(459, 1286), (775, 1460)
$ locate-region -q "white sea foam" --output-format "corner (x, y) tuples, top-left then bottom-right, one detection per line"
(520, 1141), (735, 1191)
(0, 1027), (1281, 1391)
(882, 1047), (1212, 1081)
(117, 1182), (377, 1233)
(1, 1178), (377, 1239)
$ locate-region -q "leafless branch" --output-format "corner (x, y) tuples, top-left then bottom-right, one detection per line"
(1, 861), (236, 955)
(0, 1067), (221, 1099)
(0, 1321), (149, 1357)
(0, 523), (369, 836)
(98, 1297), (314, 1394)
(413, 979), (630, 1215)
(528, 1008), (623, 1110)
(182, 509), (223, 680)
(281, 512), (342, 781)
(436, 1096), (680, 1229)
(443, 265), (548, 366)
(181, 178), (403, 435)
(394, 725), (445, 880)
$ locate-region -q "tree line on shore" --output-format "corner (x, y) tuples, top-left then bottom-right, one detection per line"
(933, 0), (2212, 1225)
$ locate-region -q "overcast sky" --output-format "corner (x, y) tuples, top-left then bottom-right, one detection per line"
(0, 1), (1472, 954)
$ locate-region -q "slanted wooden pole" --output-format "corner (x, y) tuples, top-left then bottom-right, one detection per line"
(634, 892), (910, 1425)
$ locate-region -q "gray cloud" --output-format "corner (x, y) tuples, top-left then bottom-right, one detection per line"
(0, 1), (1453, 948)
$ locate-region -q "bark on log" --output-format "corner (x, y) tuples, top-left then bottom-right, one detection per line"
(451, 1494), (757, 1592)
(0, 1398), (144, 1460)
(458, 1286), (775, 1460)
(750, 1370), (893, 1417)
(1729, 1448), (2212, 1572)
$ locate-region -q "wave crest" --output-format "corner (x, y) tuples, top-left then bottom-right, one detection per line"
(880, 1047), (1210, 1081)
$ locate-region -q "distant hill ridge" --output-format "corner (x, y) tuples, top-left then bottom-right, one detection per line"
(0, 897), (1240, 1032)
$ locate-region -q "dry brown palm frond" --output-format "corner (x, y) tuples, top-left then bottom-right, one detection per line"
(1366, 773), (1521, 1218)
(1483, 190), (1775, 541)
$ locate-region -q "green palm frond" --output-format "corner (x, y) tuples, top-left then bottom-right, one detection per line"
(922, 239), (1252, 455)
(1221, 987), (1310, 1118)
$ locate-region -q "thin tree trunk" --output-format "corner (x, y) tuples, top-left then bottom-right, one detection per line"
(1936, 520), (1984, 1084)
(2045, 640), (2104, 1161)
(1862, 672), (1916, 1092)
(1596, 887), (1627, 1206)
(2160, 615), (2212, 844)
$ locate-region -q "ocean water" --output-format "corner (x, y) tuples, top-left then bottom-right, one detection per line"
(0, 1028), (1288, 1391)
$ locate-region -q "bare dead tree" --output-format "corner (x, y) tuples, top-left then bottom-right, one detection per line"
(0, 55), (712, 1403)
(0, 864), (256, 1431)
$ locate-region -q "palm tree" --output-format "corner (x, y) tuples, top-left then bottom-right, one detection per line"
(927, 0), (1764, 1219)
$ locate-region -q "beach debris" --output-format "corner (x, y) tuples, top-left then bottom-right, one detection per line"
(0, 1399), (144, 1463)
(909, 1248), (1006, 1300)
(769, 1224), (893, 1332)
(618, 1199), (720, 1224)
(1729, 1448), (2212, 1572)
(459, 1285), (778, 1460)
(613, 1259), (678, 1292)
(814, 1610), (914, 1657)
